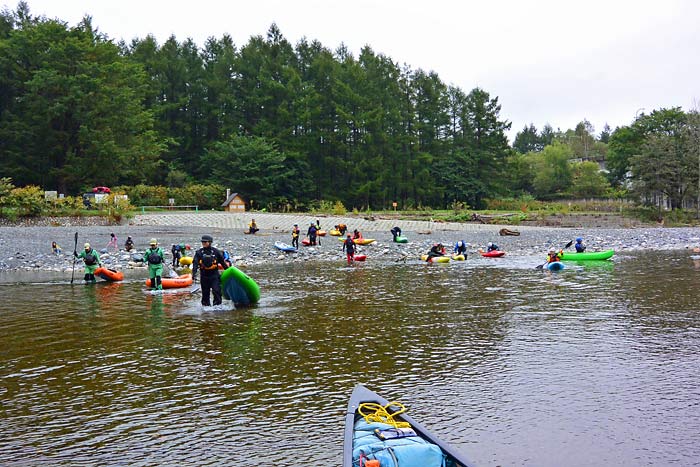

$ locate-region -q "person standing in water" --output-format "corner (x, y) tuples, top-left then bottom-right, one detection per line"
(75, 243), (101, 283)
(191, 234), (227, 306)
(107, 233), (118, 252)
(145, 238), (165, 290)
(342, 233), (356, 265)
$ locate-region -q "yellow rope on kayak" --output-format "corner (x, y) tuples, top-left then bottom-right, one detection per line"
(358, 401), (412, 428)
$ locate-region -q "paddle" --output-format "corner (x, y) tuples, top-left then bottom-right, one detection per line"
(536, 240), (573, 270)
(70, 231), (78, 284)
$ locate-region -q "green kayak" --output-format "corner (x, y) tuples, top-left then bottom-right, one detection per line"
(559, 249), (614, 261)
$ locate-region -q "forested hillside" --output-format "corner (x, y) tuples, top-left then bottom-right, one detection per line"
(2, 2), (699, 213)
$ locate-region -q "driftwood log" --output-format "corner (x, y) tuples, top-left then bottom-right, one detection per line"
(499, 228), (520, 236)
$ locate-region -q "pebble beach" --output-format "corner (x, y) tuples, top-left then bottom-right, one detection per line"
(1, 212), (700, 277)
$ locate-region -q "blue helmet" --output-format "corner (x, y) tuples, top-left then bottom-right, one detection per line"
(576, 237), (583, 242)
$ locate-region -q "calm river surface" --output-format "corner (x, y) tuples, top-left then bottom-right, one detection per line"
(1, 252), (699, 466)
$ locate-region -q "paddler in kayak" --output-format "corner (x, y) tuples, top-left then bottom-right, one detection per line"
(486, 242), (500, 252)
(342, 233), (356, 265)
(145, 238), (165, 290)
(74, 243), (102, 283)
(191, 234), (227, 306)
(547, 249), (562, 263)
(575, 237), (586, 253)
(426, 243), (446, 261)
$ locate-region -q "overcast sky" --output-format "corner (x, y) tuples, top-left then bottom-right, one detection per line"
(7, 0), (700, 141)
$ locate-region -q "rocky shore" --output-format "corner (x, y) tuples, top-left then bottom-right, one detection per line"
(1, 212), (699, 279)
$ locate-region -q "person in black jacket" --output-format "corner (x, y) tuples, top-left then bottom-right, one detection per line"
(191, 234), (228, 306)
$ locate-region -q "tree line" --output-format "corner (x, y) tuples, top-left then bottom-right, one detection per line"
(1, 3), (699, 213)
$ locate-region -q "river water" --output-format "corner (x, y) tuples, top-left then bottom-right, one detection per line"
(1, 252), (699, 466)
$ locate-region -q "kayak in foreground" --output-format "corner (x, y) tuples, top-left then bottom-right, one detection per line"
(343, 384), (475, 467)
(146, 274), (193, 289)
(220, 266), (260, 306)
(95, 267), (124, 282)
(559, 249), (614, 261)
(547, 261), (565, 271)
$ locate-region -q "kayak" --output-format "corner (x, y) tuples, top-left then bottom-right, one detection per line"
(481, 250), (505, 258)
(179, 256), (193, 266)
(317, 230), (326, 237)
(352, 254), (367, 262)
(95, 267), (124, 282)
(393, 236), (408, 243)
(343, 384), (475, 467)
(146, 273), (193, 289)
(420, 255), (450, 263)
(451, 254), (465, 261)
(338, 237), (376, 245)
(220, 266), (260, 306)
(547, 261), (565, 271)
(274, 241), (297, 252)
(329, 229), (342, 236)
(559, 249), (614, 261)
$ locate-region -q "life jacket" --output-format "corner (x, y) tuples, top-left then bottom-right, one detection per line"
(292, 228), (300, 238)
(199, 249), (218, 270)
(84, 251), (97, 265)
(147, 248), (162, 264)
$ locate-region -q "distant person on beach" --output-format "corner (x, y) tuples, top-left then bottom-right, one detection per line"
(107, 233), (118, 252)
(124, 236), (134, 252)
(75, 243), (101, 283)
(171, 243), (182, 267)
(51, 241), (61, 255)
(426, 243), (446, 261)
(337, 223), (347, 235)
(390, 226), (402, 242)
(342, 233), (356, 265)
(248, 219), (259, 234)
(307, 222), (318, 246)
(291, 224), (300, 249)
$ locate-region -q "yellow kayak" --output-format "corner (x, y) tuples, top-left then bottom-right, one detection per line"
(337, 237), (375, 245)
(179, 256), (193, 265)
(420, 255), (450, 263)
(329, 229), (342, 236)
(451, 254), (465, 261)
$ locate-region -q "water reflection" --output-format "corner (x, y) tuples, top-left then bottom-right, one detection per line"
(1, 252), (699, 466)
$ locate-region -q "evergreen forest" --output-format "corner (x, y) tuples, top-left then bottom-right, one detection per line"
(2, 3), (700, 213)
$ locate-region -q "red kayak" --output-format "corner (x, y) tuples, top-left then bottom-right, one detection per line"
(481, 250), (505, 258)
(352, 254), (367, 262)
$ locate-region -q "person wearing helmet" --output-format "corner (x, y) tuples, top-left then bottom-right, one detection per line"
(454, 240), (468, 256)
(171, 243), (182, 267)
(486, 242), (500, 252)
(426, 243), (446, 261)
(352, 229), (363, 240)
(307, 222), (318, 246)
(145, 238), (165, 290)
(575, 237), (586, 253)
(291, 224), (300, 249)
(191, 234), (227, 306)
(342, 233), (356, 265)
(390, 226), (402, 242)
(547, 248), (562, 263)
(74, 242), (101, 283)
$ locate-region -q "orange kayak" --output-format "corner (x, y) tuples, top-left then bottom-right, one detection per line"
(146, 274), (193, 289)
(95, 267), (124, 282)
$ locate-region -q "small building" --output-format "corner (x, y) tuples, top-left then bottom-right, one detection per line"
(222, 192), (246, 212)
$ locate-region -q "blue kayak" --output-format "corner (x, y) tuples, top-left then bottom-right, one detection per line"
(547, 261), (565, 271)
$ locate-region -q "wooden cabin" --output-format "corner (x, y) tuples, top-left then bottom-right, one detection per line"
(222, 192), (246, 212)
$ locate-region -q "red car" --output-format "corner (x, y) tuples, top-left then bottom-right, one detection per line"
(92, 186), (111, 194)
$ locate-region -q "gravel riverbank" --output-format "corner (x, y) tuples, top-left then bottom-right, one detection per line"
(1, 212), (700, 279)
